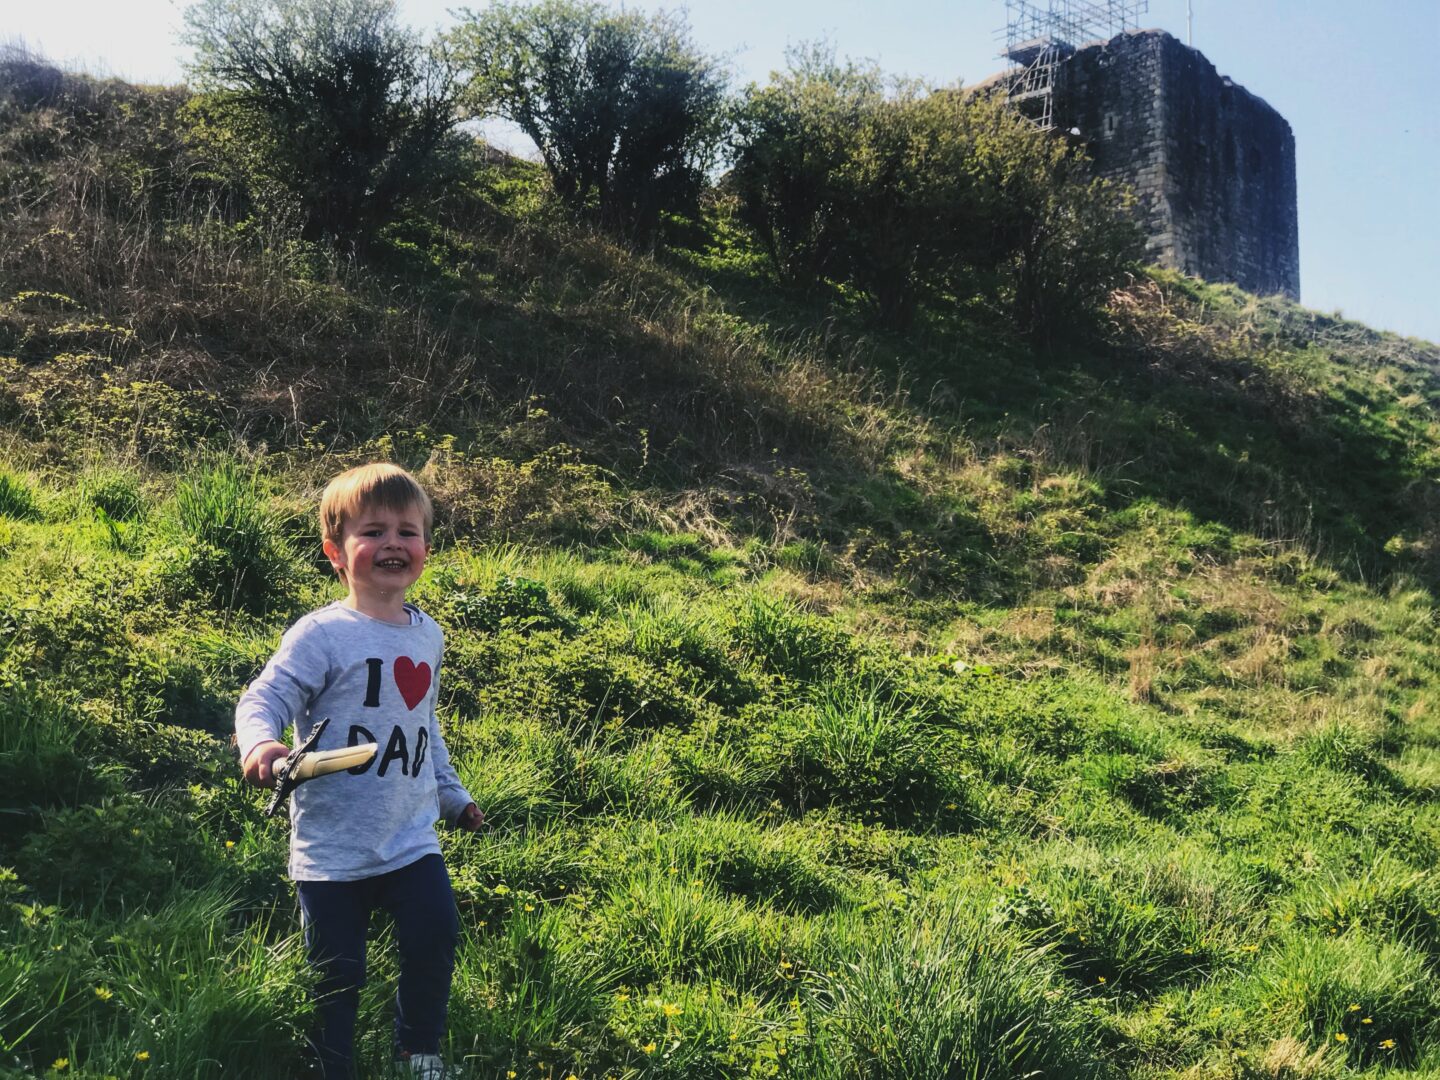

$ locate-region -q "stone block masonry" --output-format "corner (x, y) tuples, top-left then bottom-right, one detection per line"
(1054, 29), (1299, 299)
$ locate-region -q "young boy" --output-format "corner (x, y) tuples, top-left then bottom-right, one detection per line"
(236, 463), (483, 1080)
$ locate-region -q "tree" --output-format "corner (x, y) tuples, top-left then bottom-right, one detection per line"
(448, 0), (726, 239)
(182, 0), (459, 242)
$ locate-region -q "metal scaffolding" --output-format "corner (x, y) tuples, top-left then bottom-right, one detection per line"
(998, 0), (1149, 129)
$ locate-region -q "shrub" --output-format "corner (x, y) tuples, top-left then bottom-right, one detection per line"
(728, 48), (1141, 335)
(727, 44), (878, 291)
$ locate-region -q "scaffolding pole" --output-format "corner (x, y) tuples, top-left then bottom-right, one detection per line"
(996, 0), (1149, 130)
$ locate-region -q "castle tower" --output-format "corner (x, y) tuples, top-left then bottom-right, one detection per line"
(1053, 30), (1299, 299)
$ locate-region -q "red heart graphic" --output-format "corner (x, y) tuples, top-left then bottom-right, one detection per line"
(393, 656), (432, 710)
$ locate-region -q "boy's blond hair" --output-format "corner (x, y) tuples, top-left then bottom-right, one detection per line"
(320, 463), (434, 549)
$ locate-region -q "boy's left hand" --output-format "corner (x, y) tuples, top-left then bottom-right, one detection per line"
(456, 803), (485, 831)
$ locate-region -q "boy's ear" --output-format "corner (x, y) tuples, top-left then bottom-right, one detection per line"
(322, 537), (347, 578)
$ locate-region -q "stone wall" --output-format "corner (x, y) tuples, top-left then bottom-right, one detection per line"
(1054, 30), (1299, 298)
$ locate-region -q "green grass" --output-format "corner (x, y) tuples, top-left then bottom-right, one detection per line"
(3, 63), (1440, 1079)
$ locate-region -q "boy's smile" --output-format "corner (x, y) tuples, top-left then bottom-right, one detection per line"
(323, 503), (429, 620)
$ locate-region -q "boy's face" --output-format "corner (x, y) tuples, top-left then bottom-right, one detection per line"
(323, 502), (429, 603)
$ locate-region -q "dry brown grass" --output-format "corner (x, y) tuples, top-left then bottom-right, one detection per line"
(1126, 637), (1159, 704)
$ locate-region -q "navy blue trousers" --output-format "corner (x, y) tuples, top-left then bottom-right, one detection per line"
(296, 854), (460, 1080)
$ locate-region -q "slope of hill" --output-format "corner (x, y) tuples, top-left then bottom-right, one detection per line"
(3, 65), (1440, 1079)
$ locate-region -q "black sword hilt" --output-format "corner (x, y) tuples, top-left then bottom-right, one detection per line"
(264, 716), (332, 818)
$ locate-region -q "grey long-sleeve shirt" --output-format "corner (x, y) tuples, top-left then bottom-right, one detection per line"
(235, 602), (474, 881)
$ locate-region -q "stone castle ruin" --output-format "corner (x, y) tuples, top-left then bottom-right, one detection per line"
(992, 2), (1299, 298)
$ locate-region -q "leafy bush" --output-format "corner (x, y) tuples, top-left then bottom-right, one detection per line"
(726, 45), (877, 291)
(728, 48), (1141, 334)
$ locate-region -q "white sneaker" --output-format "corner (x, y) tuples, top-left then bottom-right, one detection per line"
(397, 1052), (462, 1079)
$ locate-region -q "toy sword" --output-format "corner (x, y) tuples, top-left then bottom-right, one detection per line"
(264, 716), (378, 817)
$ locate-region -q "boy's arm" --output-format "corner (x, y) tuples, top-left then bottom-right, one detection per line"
(430, 708), (481, 828)
(235, 619), (333, 788)
(428, 654), (481, 828)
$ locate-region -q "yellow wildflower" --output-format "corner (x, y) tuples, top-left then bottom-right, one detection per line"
(641, 1042), (657, 1054)
(1362, 1017), (1373, 1025)
(1347, 1003), (1361, 1012)
(1096, 976), (1107, 984)
(94, 985), (114, 1001)
(135, 1052), (150, 1062)
(506, 1072), (517, 1078)
(52, 1060), (69, 1072)
(1335, 1033), (1348, 1043)
(616, 992), (630, 1002)
(662, 1002), (682, 1017)
(1381, 1039), (1397, 1049)
(523, 903), (536, 912)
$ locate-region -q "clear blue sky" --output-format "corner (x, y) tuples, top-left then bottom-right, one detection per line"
(7, 0), (1438, 343)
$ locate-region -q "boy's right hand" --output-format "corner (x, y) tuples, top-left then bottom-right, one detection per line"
(242, 741), (292, 789)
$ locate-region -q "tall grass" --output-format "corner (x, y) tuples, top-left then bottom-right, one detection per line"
(174, 457), (293, 614)
(0, 888), (309, 1078)
(814, 902), (1111, 1080)
(0, 467), (39, 520)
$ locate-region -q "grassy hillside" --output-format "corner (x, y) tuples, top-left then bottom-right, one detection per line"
(4, 64), (1440, 1080)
